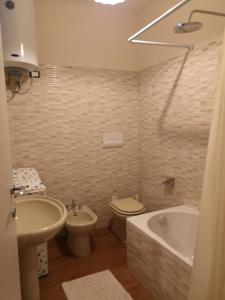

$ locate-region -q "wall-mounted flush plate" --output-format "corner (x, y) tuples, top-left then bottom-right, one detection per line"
(103, 132), (124, 148)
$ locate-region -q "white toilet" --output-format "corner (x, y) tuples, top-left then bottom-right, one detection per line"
(65, 205), (98, 256)
(109, 197), (145, 241)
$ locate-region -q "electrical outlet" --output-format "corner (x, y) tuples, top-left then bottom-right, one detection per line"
(29, 71), (40, 78)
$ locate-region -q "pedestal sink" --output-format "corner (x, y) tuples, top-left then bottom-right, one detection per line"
(15, 196), (67, 300)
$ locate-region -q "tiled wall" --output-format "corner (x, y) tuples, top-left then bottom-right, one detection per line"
(127, 221), (192, 300)
(139, 40), (221, 211)
(8, 66), (139, 227)
(8, 40), (221, 227)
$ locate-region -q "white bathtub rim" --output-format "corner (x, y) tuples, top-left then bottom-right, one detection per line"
(127, 205), (199, 267)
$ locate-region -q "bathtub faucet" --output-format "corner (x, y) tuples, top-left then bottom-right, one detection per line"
(162, 177), (175, 188)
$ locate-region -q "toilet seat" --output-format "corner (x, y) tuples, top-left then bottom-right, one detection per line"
(109, 197), (145, 216)
(109, 198), (145, 241)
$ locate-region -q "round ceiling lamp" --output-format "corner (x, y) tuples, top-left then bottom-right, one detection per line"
(94, 0), (126, 5)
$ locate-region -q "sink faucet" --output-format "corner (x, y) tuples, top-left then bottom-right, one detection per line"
(11, 185), (25, 197)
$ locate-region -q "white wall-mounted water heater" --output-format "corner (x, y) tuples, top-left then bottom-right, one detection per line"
(0, 0), (38, 71)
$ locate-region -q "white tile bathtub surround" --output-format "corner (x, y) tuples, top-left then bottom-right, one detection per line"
(128, 205), (198, 267)
(127, 221), (192, 300)
(8, 39), (221, 227)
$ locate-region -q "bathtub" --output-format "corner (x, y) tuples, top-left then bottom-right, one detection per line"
(127, 205), (199, 300)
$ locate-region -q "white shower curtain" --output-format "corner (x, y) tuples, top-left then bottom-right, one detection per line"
(188, 30), (225, 300)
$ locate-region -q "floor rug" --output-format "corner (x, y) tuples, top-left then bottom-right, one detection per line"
(62, 269), (133, 300)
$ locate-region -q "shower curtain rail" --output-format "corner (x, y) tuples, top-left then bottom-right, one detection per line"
(128, 0), (193, 50)
(130, 39), (193, 50)
(128, 1), (225, 51)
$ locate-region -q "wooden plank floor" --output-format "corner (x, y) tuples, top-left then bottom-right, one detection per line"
(40, 228), (151, 300)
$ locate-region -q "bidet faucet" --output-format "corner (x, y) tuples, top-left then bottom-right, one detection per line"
(70, 199), (81, 216)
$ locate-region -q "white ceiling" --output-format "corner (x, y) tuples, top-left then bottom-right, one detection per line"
(73, 0), (151, 13)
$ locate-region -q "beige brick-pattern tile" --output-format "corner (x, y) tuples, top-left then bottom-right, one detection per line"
(139, 40), (221, 211)
(8, 39), (221, 228)
(8, 67), (139, 227)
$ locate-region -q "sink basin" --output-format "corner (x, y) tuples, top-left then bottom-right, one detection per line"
(16, 196), (67, 246)
(15, 196), (67, 300)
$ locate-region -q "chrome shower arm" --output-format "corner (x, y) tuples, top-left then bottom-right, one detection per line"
(128, 0), (193, 50)
(188, 9), (225, 23)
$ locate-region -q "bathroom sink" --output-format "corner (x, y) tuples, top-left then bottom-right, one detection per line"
(16, 196), (67, 246)
(16, 196), (67, 300)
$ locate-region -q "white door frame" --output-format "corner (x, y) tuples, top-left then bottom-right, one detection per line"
(0, 25), (21, 300)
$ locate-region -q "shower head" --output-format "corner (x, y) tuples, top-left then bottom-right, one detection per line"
(174, 21), (203, 33)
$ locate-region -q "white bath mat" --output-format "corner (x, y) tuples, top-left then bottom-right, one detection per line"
(62, 270), (133, 300)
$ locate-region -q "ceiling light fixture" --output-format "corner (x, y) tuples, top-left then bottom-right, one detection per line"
(94, 0), (126, 5)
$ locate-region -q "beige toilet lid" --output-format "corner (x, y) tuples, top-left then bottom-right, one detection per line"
(110, 197), (145, 214)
